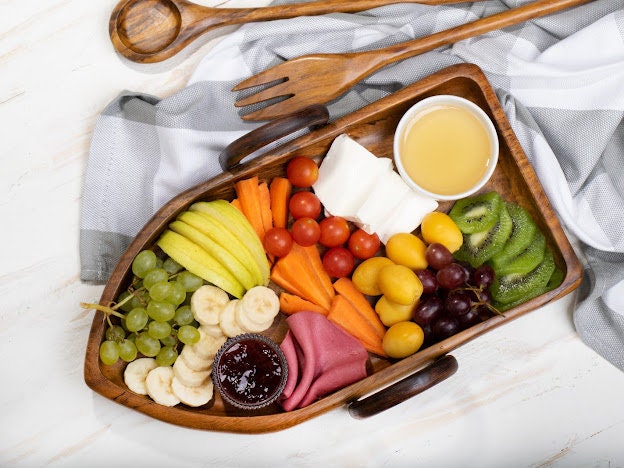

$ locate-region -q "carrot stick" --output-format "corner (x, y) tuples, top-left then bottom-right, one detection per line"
(235, 176), (265, 241)
(333, 277), (386, 339)
(271, 251), (332, 310)
(258, 181), (273, 234)
(269, 177), (292, 229)
(279, 292), (328, 316)
(230, 198), (242, 212)
(328, 295), (386, 357)
(270, 264), (308, 299)
(302, 245), (335, 302)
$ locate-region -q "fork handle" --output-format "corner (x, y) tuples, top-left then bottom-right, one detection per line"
(219, 104), (329, 171)
(351, 0), (593, 75)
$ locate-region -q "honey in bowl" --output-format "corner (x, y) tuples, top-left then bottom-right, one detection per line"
(394, 95), (499, 201)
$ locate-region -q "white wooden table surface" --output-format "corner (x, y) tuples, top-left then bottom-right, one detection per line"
(2, 1), (623, 466)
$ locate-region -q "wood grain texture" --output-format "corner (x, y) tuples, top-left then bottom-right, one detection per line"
(84, 63), (583, 433)
(109, 0), (480, 63)
(233, 0), (593, 121)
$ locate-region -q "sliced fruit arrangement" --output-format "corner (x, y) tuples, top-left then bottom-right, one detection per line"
(449, 190), (563, 311)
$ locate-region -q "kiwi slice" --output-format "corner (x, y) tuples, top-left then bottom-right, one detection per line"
(454, 203), (513, 268)
(491, 248), (556, 306)
(490, 230), (546, 277)
(488, 203), (537, 268)
(449, 191), (503, 234)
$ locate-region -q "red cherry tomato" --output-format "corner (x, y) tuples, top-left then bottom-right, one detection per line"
(322, 247), (355, 278)
(291, 217), (321, 246)
(289, 191), (321, 220)
(286, 156), (319, 188)
(263, 227), (293, 257)
(348, 229), (381, 259)
(319, 216), (351, 248)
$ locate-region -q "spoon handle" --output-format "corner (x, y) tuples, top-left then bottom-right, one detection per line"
(191, 0), (480, 28)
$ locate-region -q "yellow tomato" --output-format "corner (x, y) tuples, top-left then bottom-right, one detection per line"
(377, 264), (423, 305)
(351, 256), (394, 296)
(375, 295), (415, 327)
(385, 233), (428, 270)
(382, 321), (424, 358)
(420, 211), (463, 253)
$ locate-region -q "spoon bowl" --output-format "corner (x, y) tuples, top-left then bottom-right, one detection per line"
(116, 0), (181, 54)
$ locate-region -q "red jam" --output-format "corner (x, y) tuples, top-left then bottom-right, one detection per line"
(213, 334), (287, 409)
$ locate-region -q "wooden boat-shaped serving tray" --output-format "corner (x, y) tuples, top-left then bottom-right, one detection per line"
(84, 63), (582, 433)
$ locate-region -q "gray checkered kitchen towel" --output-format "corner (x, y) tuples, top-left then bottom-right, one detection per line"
(80, 0), (624, 370)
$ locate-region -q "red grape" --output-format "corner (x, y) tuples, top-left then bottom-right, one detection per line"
(432, 316), (460, 340)
(412, 295), (444, 326)
(436, 263), (466, 290)
(415, 269), (438, 295)
(472, 264), (495, 289)
(425, 243), (454, 270)
(445, 290), (471, 317)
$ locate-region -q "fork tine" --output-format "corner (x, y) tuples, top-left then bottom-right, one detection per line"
(233, 81), (293, 108)
(239, 100), (297, 122)
(232, 67), (287, 92)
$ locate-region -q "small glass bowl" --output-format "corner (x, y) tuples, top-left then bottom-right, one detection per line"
(212, 334), (288, 410)
(393, 94), (499, 201)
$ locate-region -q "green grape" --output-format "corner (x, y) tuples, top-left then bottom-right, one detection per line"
(117, 291), (134, 313)
(118, 339), (138, 362)
(183, 292), (193, 306)
(99, 340), (120, 365)
(155, 257), (164, 269)
(147, 300), (176, 322)
(132, 250), (157, 278)
(126, 332), (137, 343)
(174, 305), (194, 326)
(135, 332), (161, 357)
(148, 321), (172, 340)
(149, 281), (173, 302)
(125, 307), (149, 332)
(105, 325), (126, 342)
(177, 270), (204, 292)
(143, 268), (169, 290)
(160, 333), (178, 347)
(166, 281), (187, 306)
(163, 257), (183, 275)
(155, 346), (178, 367)
(128, 289), (149, 309)
(177, 325), (200, 345)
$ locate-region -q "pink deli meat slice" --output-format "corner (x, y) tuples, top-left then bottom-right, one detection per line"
(279, 311), (369, 411)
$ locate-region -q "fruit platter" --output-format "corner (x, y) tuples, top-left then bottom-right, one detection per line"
(83, 63), (582, 433)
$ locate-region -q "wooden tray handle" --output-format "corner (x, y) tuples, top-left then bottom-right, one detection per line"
(219, 104), (330, 171)
(348, 355), (458, 419)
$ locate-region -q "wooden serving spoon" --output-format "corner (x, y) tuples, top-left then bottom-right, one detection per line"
(109, 0), (481, 64)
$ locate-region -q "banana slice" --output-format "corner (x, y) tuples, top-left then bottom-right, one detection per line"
(201, 323), (225, 338)
(145, 366), (180, 407)
(173, 354), (212, 387)
(180, 344), (213, 372)
(172, 376), (214, 407)
(190, 326), (227, 360)
(235, 299), (274, 333)
(123, 357), (158, 395)
(219, 299), (247, 338)
(240, 286), (280, 326)
(191, 285), (230, 326)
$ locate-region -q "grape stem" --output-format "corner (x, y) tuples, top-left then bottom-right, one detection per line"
(80, 302), (126, 320)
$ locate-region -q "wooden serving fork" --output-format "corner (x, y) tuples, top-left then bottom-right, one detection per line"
(233, 0), (593, 121)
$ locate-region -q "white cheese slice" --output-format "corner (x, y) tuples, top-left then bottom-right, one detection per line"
(313, 134), (393, 221)
(375, 189), (439, 244)
(355, 169), (410, 234)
